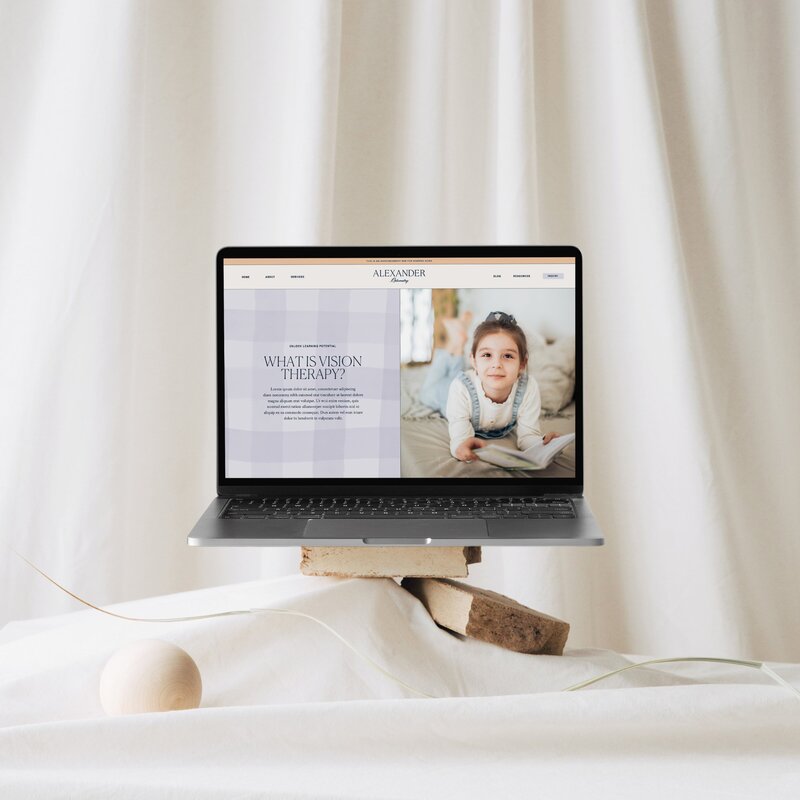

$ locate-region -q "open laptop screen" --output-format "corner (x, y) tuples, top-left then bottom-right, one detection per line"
(221, 251), (578, 482)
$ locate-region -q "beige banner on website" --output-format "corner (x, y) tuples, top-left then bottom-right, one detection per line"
(223, 260), (575, 289)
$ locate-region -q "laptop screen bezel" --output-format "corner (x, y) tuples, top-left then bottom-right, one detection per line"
(216, 246), (583, 497)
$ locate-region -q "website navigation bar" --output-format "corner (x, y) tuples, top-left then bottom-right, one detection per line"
(223, 260), (575, 289)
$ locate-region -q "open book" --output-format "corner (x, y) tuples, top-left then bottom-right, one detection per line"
(475, 433), (576, 470)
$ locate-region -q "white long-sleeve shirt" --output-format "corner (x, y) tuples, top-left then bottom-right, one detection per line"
(445, 369), (543, 458)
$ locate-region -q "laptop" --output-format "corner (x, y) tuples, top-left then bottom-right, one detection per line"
(188, 246), (603, 546)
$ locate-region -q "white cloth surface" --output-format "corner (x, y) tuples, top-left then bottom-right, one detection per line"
(1, 577), (799, 799)
(1, 0), (799, 665)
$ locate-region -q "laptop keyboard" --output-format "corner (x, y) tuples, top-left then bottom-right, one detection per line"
(221, 497), (576, 520)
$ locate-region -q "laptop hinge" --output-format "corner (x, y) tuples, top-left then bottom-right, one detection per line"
(218, 485), (584, 498)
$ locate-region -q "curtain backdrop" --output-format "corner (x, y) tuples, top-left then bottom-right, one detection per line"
(2, 0), (799, 662)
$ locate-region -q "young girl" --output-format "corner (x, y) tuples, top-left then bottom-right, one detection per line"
(419, 311), (559, 462)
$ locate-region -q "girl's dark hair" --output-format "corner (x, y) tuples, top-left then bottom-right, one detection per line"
(470, 311), (528, 364)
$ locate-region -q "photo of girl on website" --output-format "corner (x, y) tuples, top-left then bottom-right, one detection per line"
(399, 288), (576, 478)
(419, 311), (560, 462)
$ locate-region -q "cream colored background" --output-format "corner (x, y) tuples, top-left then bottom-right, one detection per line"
(1, 0), (798, 662)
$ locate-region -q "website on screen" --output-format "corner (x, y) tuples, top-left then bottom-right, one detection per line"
(223, 257), (576, 479)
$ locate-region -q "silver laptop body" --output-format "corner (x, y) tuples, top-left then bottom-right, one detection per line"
(188, 246), (603, 547)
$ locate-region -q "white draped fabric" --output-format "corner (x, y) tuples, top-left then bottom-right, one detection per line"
(1, 0), (799, 662)
(2, 577), (799, 798)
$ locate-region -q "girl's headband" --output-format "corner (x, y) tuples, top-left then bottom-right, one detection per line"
(485, 311), (517, 326)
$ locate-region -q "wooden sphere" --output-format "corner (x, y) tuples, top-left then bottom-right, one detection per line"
(99, 639), (202, 716)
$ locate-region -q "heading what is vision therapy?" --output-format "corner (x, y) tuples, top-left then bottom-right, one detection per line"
(263, 354), (364, 380)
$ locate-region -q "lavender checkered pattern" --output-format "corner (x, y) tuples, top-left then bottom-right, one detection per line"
(224, 289), (400, 478)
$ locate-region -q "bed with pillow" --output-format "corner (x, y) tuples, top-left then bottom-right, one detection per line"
(401, 333), (577, 478)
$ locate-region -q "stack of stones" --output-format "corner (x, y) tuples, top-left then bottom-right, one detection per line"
(300, 546), (569, 655)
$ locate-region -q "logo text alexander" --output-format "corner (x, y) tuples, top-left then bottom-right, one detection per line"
(372, 269), (426, 278)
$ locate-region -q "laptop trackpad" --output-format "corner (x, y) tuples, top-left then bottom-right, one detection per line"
(304, 519), (488, 539)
